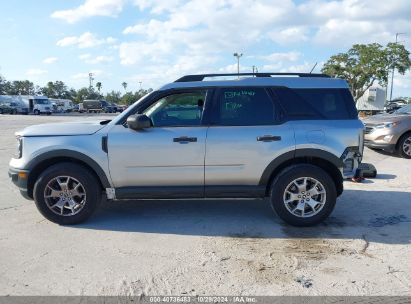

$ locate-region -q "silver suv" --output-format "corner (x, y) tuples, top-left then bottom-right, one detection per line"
(8, 73), (364, 226)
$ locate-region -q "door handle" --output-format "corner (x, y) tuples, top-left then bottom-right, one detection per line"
(257, 135), (281, 142)
(173, 136), (197, 143)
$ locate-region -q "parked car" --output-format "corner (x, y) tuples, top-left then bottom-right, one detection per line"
(363, 104), (411, 158)
(384, 100), (408, 113)
(0, 102), (14, 114)
(8, 72), (364, 226)
(0, 101), (29, 114)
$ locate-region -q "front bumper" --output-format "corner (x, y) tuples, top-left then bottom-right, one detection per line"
(8, 167), (31, 200)
(364, 140), (396, 153)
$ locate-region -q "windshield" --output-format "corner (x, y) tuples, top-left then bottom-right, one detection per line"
(394, 104), (411, 114)
(35, 99), (50, 105)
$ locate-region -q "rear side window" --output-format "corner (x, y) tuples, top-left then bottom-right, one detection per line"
(212, 88), (276, 125)
(274, 87), (357, 120)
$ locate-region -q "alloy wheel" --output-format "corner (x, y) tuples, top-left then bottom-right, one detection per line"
(283, 177), (327, 218)
(43, 176), (87, 216)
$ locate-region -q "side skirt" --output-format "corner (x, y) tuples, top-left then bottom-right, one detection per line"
(114, 185), (266, 200)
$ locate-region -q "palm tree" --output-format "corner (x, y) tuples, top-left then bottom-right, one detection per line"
(121, 82), (128, 92)
(96, 82), (102, 93)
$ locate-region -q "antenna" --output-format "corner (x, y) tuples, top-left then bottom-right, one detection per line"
(309, 62), (318, 74)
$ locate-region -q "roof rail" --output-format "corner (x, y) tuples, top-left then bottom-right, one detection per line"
(174, 73), (330, 82)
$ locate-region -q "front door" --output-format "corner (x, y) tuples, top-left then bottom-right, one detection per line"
(108, 90), (209, 198)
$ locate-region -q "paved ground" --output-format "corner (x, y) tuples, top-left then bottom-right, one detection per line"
(0, 114), (410, 296)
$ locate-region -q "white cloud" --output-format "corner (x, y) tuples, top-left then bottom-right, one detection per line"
(42, 57), (58, 64)
(261, 52), (301, 62)
(51, 0), (124, 23)
(26, 69), (48, 76)
(268, 27), (309, 45)
(79, 54), (114, 64)
(57, 32), (116, 49)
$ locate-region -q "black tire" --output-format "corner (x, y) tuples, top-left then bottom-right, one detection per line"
(270, 164), (337, 226)
(397, 132), (411, 159)
(34, 109), (40, 115)
(33, 163), (102, 225)
(0, 109), (3, 114)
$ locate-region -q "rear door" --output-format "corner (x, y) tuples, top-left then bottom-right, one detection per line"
(204, 87), (295, 197)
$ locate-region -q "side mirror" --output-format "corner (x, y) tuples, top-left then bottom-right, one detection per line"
(127, 114), (152, 130)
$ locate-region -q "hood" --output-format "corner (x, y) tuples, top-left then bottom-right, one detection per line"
(362, 113), (410, 125)
(16, 120), (108, 137)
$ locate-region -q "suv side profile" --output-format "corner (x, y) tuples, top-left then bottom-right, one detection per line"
(9, 73), (364, 226)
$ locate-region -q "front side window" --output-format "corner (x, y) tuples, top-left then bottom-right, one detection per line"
(144, 91), (206, 127)
(213, 88), (276, 126)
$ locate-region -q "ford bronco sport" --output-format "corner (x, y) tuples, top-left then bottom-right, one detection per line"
(9, 73), (364, 226)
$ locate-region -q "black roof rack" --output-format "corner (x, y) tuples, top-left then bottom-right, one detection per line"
(175, 73), (329, 82)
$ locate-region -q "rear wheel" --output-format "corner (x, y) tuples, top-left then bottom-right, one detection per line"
(33, 163), (101, 225)
(398, 133), (411, 159)
(34, 109), (40, 115)
(270, 164), (337, 226)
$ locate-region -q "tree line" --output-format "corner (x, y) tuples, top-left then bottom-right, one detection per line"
(322, 42), (411, 102)
(0, 77), (153, 105)
(1, 42), (410, 105)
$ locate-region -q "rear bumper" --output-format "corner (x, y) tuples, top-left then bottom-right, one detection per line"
(8, 167), (31, 200)
(364, 141), (396, 153)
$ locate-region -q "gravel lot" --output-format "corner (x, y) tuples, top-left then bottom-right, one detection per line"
(0, 114), (410, 296)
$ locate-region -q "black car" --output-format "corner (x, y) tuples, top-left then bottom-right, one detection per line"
(0, 103), (14, 114)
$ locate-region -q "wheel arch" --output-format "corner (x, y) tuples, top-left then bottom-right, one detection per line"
(259, 149), (344, 197)
(395, 130), (411, 150)
(26, 150), (110, 199)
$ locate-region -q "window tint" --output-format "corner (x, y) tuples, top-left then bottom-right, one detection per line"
(274, 88), (357, 120)
(213, 88), (275, 125)
(144, 91), (206, 127)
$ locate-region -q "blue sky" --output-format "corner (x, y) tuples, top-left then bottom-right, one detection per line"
(1, 0), (411, 97)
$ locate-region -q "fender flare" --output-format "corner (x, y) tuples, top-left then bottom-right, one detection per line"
(258, 148), (344, 186)
(26, 149), (111, 188)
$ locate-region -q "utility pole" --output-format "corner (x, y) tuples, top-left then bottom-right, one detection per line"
(88, 72), (94, 88)
(233, 53), (243, 78)
(138, 81), (142, 90)
(252, 65), (258, 74)
(389, 33), (406, 101)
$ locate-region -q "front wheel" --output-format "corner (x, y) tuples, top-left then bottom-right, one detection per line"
(270, 164), (337, 226)
(33, 163), (102, 225)
(398, 133), (411, 159)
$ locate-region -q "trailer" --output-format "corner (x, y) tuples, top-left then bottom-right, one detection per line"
(83, 99), (103, 113)
(1, 95), (52, 114)
(49, 99), (75, 113)
(356, 87), (386, 114)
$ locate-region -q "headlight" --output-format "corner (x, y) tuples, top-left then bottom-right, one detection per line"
(15, 137), (22, 159)
(375, 122), (400, 129)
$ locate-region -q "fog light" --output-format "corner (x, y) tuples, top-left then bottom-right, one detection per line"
(383, 135), (393, 142)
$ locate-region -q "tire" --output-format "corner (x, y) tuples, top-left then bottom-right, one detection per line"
(0, 109), (3, 114)
(33, 163), (102, 225)
(34, 109), (40, 115)
(398, 132), (411, 159)
(269, 164), (337, 227)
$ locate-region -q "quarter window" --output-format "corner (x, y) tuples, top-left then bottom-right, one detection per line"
(213, 88), (276, 126)
(143, 91), (206, 127)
